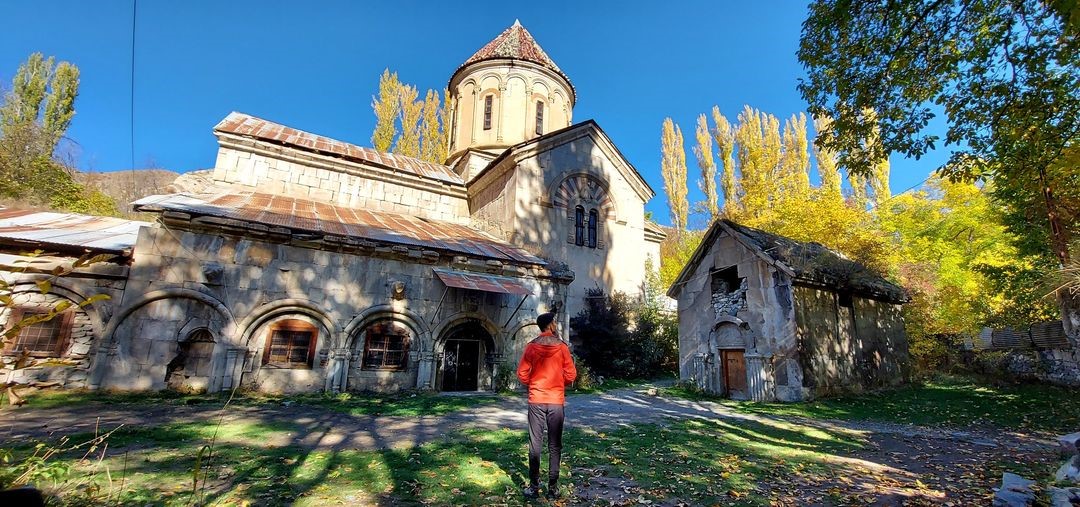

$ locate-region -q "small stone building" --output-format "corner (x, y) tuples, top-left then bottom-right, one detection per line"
(1, 21), (664, 395)
(668, 220), (910, 402)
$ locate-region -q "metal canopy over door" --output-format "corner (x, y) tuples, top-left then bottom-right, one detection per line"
(722, 349), (748, 399)
(442, 339), (480, 391)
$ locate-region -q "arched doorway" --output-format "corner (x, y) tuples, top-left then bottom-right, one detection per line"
(438, 320), (495, 392)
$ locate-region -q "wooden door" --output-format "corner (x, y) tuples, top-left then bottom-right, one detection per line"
(722, 350), (747, 398)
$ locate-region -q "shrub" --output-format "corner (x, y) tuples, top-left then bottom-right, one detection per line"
(570, 288), (678, 379)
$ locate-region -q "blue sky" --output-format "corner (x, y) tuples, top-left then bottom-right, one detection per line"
(0, 1), (946, 227)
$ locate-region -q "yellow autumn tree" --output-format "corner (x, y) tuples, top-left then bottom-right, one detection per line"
(661, 118), (689, 232)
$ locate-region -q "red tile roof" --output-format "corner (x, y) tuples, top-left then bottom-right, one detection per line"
(457, 20), (571, 88)
(214, 113), (463, 186)
(433, 268), (532, 295)
(133, 192), (544, 266)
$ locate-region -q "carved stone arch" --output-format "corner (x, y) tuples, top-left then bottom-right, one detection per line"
(711, 317), (758, 351)
(100, 288), (235, 348)
(236, 298), (338, 348)
(342, 304), (429, 352)
(477, 72), (505, 89)
(432, 311), (501, 353)
(550, 173), (617, 249)
(8, 280), (109, 340)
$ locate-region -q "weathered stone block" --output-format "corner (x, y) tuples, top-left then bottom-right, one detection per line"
(994, 472), (1036, 507)
(1061, 432), (1080, 457)
(1057, 455), (1080, 483)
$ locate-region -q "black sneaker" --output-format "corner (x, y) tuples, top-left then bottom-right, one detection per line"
(545, 486), (561, 499)
(523, 485), (539, 499)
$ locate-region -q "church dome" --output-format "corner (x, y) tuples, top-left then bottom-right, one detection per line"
(446, 21), (576, 166)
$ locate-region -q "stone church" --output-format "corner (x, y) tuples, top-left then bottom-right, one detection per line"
(0, 21), (664, 393)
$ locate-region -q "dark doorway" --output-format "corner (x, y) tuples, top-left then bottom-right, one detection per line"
(442, 339), (480, 391)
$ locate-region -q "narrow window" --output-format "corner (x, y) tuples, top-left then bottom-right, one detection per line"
(483, 95), (493, 130)
(588, 208), (599, 248)
(263, 319), (317, 368)
(838, 292), (854, 309)
(363, 321), (411, 370)
(535, 101), (544, 135)
(3, 307), (73, 358)
(574, 206), (585, 246)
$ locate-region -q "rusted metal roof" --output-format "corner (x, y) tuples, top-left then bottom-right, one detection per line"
(433, 267), (532, 295)
(0, 209), (150, 255)
(214, 112), (463, 186)
(133, 192), (545, 266)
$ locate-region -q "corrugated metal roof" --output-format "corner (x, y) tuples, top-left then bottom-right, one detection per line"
(0, 209), (150, 255)
(433, 267), (532, 295)
(214, 113), (464, 186)
(133, 192), (545, 266)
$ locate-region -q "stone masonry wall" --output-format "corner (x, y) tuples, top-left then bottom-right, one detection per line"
(1004, 348), (1080, 387)
(210, 139), (470, 224)
(97, 224), (567, 394)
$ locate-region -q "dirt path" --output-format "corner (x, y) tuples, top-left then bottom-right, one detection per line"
(0, 384), (1060, 505)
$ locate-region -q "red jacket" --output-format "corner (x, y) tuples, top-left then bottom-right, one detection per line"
(516, 331), (577, 405)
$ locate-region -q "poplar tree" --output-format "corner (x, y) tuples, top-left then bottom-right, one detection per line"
(693, 114), (719, 221)
(813, 116), (843, 199)
(418, 89), (445, 163)
(710, 107), (738, 216)
(370, 69), (400, 153)
(394, 84), (422, 158)
(0, 53), (79, 160)
(661, 118), (689, 231)
(781, 113), (811, 195)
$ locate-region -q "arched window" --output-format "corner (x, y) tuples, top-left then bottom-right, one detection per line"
(180, 329), (215, 377)
(574, 206), (585, 246)
(483, 95), (493, 130)
(263, 319), (317, 369)
(535, 101), (544, 135)
(588, 208), (599, 248)
(362, 321), (412, 371)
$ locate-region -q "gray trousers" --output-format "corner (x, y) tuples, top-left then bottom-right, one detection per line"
(527, 403), (565, 488)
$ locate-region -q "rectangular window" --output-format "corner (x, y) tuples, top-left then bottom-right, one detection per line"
(587, 209), (598, 248)
(3, 307), (73, 358)
(535, 101), (544, 135)
(483, 95), (493, 130)
(263, 320), (317, 368)
(574, 206), (585, 246)
(363, 322), (411, 370)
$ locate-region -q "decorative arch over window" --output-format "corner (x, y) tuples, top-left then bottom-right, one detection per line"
(362, 320), (412, 371)
(552, 174), (616, 249)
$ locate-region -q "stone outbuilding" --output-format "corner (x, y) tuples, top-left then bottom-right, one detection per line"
(668, 220), (910, 402)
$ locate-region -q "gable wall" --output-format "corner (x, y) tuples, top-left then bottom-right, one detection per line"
(675, 232), (801, 400)
(210, 142), (469, 224)
(506, 134), (653, 317)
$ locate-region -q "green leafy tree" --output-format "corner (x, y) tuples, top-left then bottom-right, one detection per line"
(419, 89), (447, 164)
(661, 118), (689, 231)
(799, 0), (1080, 338)
(0, 53), (116, 216)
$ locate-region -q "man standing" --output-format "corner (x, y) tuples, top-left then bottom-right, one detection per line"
(516, 311), (577, 499)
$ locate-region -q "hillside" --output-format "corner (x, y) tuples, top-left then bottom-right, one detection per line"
(77, 169), (180, 217)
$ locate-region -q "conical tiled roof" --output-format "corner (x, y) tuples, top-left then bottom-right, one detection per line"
(456, 20), (571, 86)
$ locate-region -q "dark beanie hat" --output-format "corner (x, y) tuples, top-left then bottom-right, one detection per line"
(536, 312), (555, 330)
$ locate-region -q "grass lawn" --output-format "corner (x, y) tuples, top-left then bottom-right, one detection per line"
(7, 415), (865, 506)
(10, 389), (503, 418)
(665, 375), (1080, 433)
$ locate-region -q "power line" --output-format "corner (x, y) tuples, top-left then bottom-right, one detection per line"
(129, 0), (137, 173)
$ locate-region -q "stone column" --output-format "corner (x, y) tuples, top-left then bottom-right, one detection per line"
(416, 351), (436, 390)
(470, 89), (479, 144)
(87, 343), (119, 389)
(744, 353), (775, 402)
(220, 348), (243, 392)
(496, 84), (507, 142)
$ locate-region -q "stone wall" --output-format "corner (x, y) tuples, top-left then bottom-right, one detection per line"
(793, 285), (909, 398)
(90, 224), (569, 394)
(210, 138), (469, 224)
(1, 256), (129, 389)
(1003, 348), (1080, 387)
